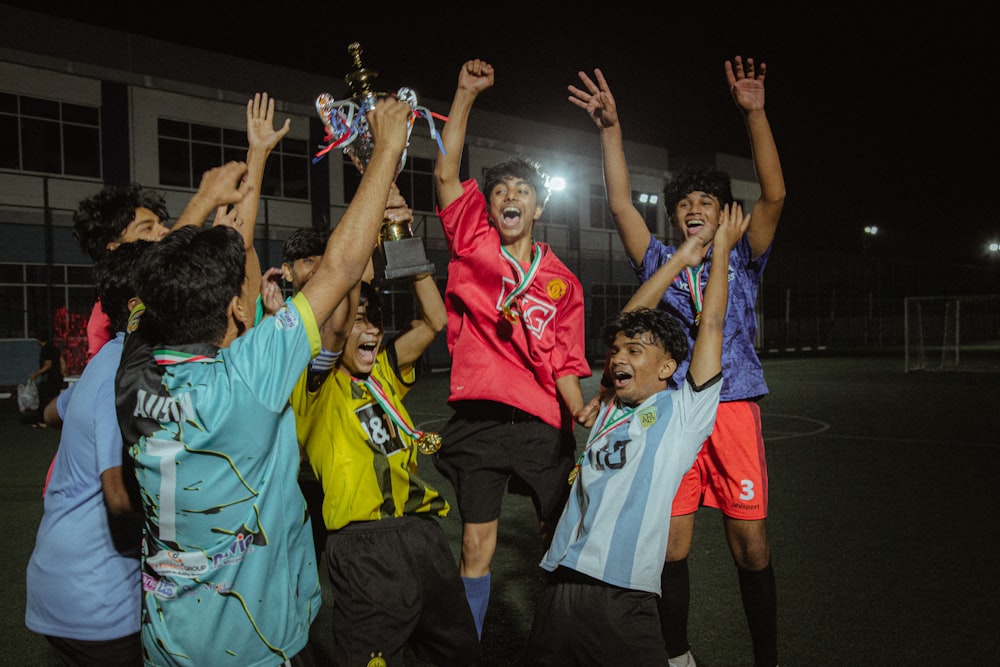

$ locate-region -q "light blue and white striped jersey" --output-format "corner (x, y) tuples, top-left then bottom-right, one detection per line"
(540, 373), (721, 595)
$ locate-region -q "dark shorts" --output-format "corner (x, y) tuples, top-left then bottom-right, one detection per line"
(434, 400), (576, 524)
(44, 632), (141, 667)
(324, 515), (481, 667)
(525, 567), (667, 666)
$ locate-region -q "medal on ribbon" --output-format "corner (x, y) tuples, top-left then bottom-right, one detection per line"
(355, 374), (441, 454)
(568, 402), (633, 485)
(684, 263), (706, 325)
(498, 243), (542, 323)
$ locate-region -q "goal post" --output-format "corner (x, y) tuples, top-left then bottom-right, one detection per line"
(904, 295), (1000, 372)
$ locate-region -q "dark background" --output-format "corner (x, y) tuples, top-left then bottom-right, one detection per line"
(6, 2), (995, 264)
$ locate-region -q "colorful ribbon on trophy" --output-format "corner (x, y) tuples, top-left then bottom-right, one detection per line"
(498, 243), (542, 322)
(353, 373), (440, 453)
(313, 91), (448, 164)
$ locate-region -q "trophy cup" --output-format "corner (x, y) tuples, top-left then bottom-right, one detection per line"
(315, 43), (441, 283)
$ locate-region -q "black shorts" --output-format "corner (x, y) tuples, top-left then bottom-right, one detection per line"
(525, 567), (667, 666)
(324, 515), (481, 666)
(44, 632), (141, 667)
(434, 400), (575, 524)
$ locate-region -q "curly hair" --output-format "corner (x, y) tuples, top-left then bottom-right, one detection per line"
(72, 183), (169, 262)
(663, 166), (733, 222)
(603, 307), (689, 363)
(94, 240), (154, 333)
(481, 156), (550, 207)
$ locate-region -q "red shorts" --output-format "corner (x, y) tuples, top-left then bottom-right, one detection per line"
(670, 400), (768, 520)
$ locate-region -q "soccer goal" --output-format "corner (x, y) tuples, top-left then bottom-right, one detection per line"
(904, 295), (1000, 372)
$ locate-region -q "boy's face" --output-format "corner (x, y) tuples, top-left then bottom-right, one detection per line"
(281, 255), (321, 293)
(488, 177), (543, 244)
(606, 330), (675, 406)
(673, 191), (721, 240)
(112, 207), (170, 249)
(340, 302), (384, 376)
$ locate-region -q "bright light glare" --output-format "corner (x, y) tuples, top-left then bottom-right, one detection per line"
(989, 242), (1000, 253)
(864, 225), (879, 235)
(548, 176), (566, 192)
(639, 193), (649, 203)
(648, 195), (658, 204)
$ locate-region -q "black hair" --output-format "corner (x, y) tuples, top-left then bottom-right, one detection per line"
(95, 241), (154, 333)
(663, 166), (733, 222)
(134, 225), (245, 345)
(481, 156), (550, 208)
(359, 280), (383, 330)
(603, 307), (689, 362)
(282, 228), (329, 264)
(72, 183), (169, 262)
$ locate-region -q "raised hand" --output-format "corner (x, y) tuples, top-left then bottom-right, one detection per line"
(247, 92), (291, 155)
(260, 267), (285, 316)
(568, 68), (620, 130)
(725, 55), (766, 114)
(458, 59), (494, 96)
(714, 203), (751, 253)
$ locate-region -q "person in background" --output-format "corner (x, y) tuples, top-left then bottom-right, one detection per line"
(24, 331), (64, 428)
(25, 240), (151, 666)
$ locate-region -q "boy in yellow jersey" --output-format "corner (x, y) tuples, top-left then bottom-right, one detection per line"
(289, 197), (481, 665)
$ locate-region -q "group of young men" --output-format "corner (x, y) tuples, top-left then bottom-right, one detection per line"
(25, 52), (785, 667)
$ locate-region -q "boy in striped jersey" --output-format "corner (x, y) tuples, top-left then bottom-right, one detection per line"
(526, 203), (749, 665)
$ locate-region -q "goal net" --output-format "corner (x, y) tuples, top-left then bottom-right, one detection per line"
(904, 295), (1000, 372)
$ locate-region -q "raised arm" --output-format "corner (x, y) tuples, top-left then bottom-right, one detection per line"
(171, 161), (249, 231)
(569, 68), (651, 265)
(300, 97), (410, 326)
(688, 204), (749, 385)
(434, 59), (494, 209)
(622, 222), (716, 312)
(726, 56), (785, 258)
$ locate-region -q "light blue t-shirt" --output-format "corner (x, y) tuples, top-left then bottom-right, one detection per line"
(26, 333), (140, 641)
(540, 373), (721, 594)
(121, 293), (322, 667)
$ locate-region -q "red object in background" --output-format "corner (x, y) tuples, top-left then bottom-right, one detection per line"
(51, 306), (88, 376)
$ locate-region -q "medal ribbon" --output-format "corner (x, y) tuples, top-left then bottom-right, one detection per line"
(573, 402), (634, 470)
(354, 374), (423, 441)
(153, 350), (216, 365)
(684, 263), (706, 323)
(498, 243), (542, 316)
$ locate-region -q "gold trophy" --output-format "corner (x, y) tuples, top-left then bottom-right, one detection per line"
(315, 43), (437, 283)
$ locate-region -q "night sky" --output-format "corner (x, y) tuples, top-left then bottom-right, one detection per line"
(8, 3), (995, 264)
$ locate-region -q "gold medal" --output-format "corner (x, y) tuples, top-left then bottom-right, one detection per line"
(502, 305), (519, 323)
(416, 432), (442, 455)
(567, 464), (580, 486)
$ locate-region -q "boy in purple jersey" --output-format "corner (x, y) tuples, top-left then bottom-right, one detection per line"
(569, 55), (786, 667)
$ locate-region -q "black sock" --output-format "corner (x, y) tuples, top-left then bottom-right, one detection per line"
(659, 558), (691, 657)
(738, 560), (778, 667)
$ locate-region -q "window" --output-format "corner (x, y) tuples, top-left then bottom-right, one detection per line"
(632, 190), (659, 234)
(342, 153), (436, 213)
(158, 119), (309, 199)
(589, 183), (613, 230)
(589, 282), (639, 335)
(0, 263), (94, 375)
(0, 92), (100, 177)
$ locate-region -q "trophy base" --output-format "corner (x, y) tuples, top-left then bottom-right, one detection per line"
(375, 237), (435, 282)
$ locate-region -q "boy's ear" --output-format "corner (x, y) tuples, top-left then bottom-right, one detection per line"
(281, 262), (293, 282)
(229, 294), (250, 329)
(658, 356), (678, 382)
(533, 203), (545, 222)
